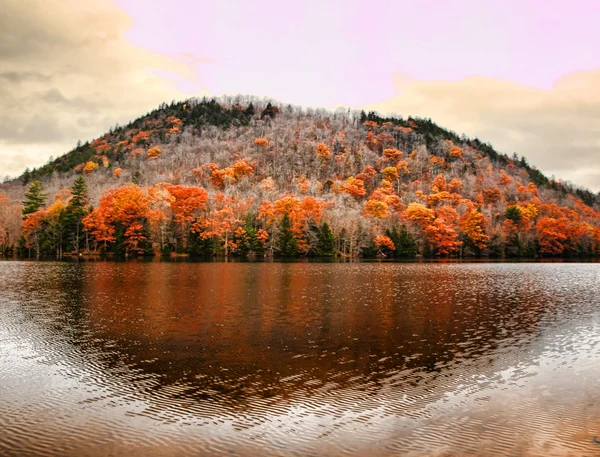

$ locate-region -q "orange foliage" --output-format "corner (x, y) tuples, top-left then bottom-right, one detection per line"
(260, 177), (276, 191)
(83, 186), (160, 253)
(396, 161), (410, 175)
(424, 218), (462, 255)
(342, 177), (366, 198)
(449, 146), (463, 158)
(374, 235), (395, 251)
(382, 167), (399, 182)
(432, 174), (447, 192)
(316, 143), (331, 161)
(404, 203), (435, 227)
(132, 131), (151, 144)
(460, 208), (490, 249)
(82, 161), (99, 174)
(500, 173), (513, 185)
(483, 188), (502, 204)
(383, 148), (402, 160)
(448, 178), (463, 193)
(147, 146), (163, 159)
(364, 200), (390, 219)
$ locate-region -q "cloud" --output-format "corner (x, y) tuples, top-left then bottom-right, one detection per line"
(367, 70), (600, 192)
(0, 0), (203, 178)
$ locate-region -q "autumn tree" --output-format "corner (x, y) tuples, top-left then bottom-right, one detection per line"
(460, 207), (490, 252)
(160, 184), (208, 250)
(83, 185), (159, 255)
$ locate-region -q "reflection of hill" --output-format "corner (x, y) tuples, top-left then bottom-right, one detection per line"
(55, 261), (555, 414)
(3, 261), (600, 457)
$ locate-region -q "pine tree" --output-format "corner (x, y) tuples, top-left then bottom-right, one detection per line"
(316, 223), (336, 257)
(65, 177), (89, 254)
(390, 225), (418, 258)
(278, 213), (298, 257)
(22, 181), (46, 218)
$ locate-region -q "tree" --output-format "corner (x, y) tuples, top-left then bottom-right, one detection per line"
(83, 186), (159, 255)
(387, 226), (418, 258)
(374, 235), (395, 256)
(315, 223), (336, 257)
(162, 184), (208, 250)
(22, 181), (46, 217)
(190, 193), (247, 256)
(64, 177), (90, 254)
(460, 207), (490, 252)
(278, 213), (298, 257)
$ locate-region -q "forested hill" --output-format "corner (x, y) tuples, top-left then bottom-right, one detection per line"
(1, 96), (600, 259)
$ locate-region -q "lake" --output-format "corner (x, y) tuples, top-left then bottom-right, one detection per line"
(0, 260), (599, 456)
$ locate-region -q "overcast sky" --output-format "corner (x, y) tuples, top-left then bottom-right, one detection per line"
(1, 0), (599, 190)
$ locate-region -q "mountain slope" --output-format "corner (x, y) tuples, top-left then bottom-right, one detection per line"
(1, 96), (599, 258)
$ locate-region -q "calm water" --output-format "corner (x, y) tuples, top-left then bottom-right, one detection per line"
(0, 261), (599, 456)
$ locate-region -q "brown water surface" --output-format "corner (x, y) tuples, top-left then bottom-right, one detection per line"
(0, 260), (599, 456)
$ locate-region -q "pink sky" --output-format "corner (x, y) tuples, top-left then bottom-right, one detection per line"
(117, 0), (600, 106)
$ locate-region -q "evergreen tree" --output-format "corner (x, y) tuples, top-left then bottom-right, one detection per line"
(316, 223), (336, 257)
(278, 213), (298, 257)
(395, 226), (418, 257)
(64, 177), (90, 254)
(22, 181), (46, 217)
(504, 205), (522, 223)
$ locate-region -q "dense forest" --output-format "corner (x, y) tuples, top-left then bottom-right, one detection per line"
(1, 96), (599, 259)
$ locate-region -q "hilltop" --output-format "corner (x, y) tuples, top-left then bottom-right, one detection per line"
(1, 96), (599, 258)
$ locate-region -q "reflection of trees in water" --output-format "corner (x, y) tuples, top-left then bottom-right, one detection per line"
(56, 262), (554, 413)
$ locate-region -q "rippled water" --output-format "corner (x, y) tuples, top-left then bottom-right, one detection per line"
(0, 260), (599, 456)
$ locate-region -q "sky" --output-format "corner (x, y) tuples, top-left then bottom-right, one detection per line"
(1, 0), (599, 190)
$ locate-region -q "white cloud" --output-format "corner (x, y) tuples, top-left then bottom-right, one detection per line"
(0, 0), (203, 178)
(368, 71), (600, 191)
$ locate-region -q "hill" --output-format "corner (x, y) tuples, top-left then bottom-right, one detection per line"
(1, 96), (599, 259)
